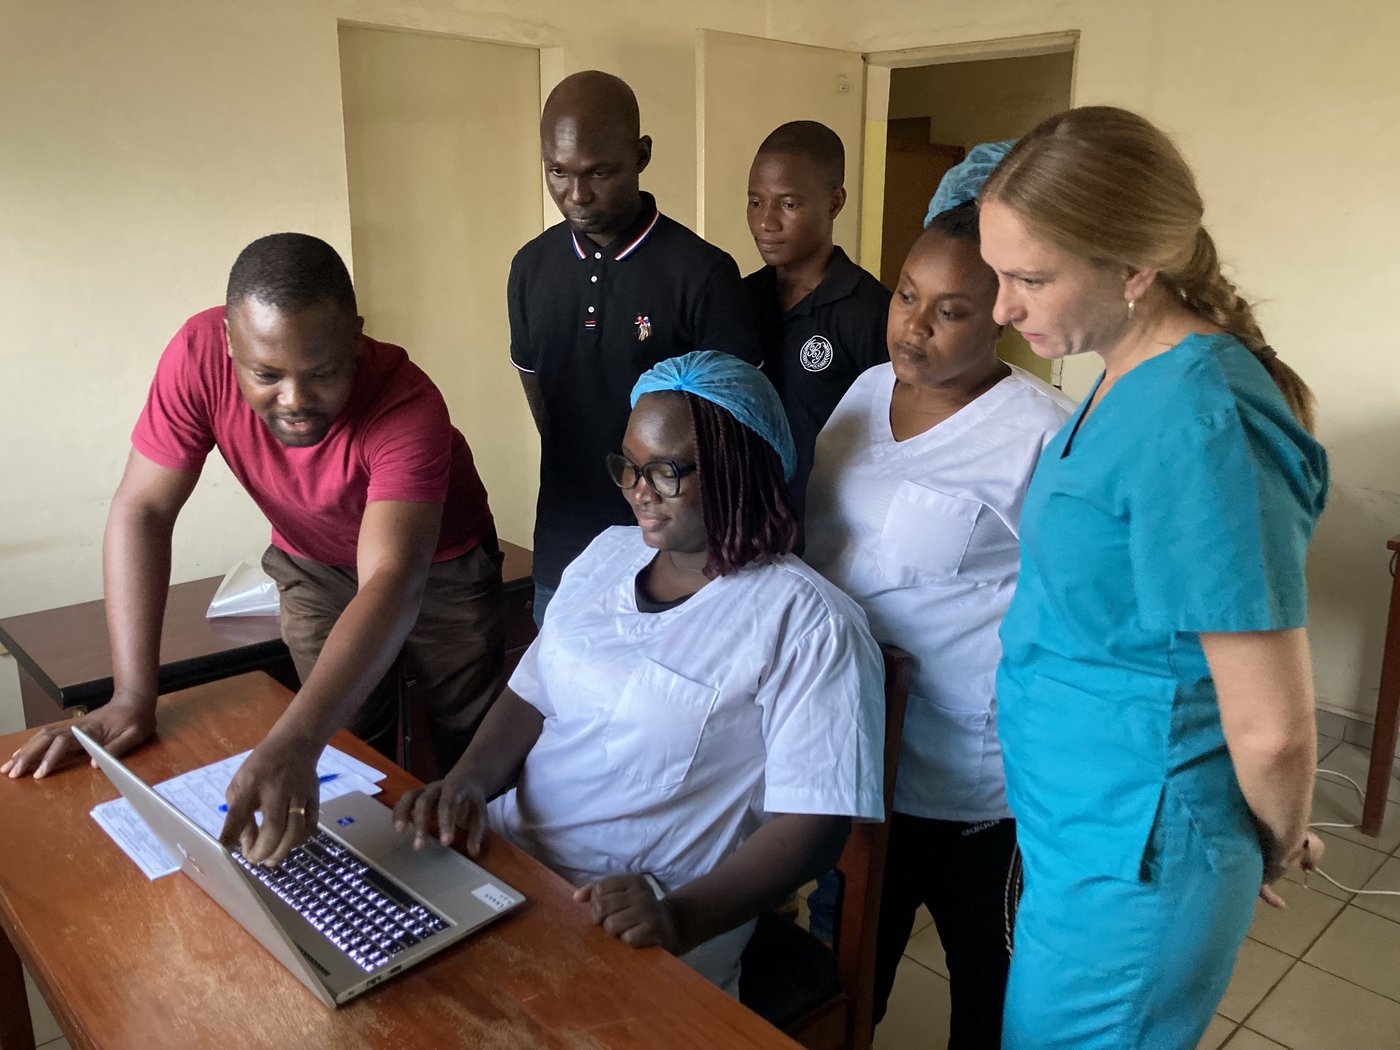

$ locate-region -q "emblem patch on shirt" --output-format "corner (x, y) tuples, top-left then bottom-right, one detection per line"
(635, 315), (652, 341)
(800, 334), (834, 372)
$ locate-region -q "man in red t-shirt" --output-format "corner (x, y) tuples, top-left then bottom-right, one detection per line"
(4, 234), (504, 866)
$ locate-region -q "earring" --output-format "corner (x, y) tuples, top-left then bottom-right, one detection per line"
(1127, 299), (1136, 319)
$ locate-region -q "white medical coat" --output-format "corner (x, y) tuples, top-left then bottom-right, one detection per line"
(490, 526), (886, 895)
(805, 364), (1071, 822)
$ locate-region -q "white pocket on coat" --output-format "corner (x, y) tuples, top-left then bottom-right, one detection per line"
(898, 698), (993, 811)
(603, 658), (720, 796)
(875, 481), (981, 584)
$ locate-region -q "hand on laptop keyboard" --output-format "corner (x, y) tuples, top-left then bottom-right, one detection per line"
(220, 738), (322, 866)
(235, 831), (450, 972)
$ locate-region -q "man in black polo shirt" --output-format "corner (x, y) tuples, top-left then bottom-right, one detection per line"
(744, 121), (890, 520)
(509, 70), (759, 622)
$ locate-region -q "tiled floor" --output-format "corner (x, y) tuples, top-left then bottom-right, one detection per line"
(16, 738), (1400, 1049)
(23, 968), (70, 1050)
(871, 735), (1400, 1050)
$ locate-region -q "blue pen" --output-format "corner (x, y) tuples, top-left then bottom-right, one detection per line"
(218, 772), (341, 812)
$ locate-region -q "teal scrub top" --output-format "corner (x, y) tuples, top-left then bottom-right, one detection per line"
(996, 334), (1329, 882)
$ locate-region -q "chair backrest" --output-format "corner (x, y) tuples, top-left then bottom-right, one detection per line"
(828, 644), (913, 1050)
(736, 643), (914, 1050)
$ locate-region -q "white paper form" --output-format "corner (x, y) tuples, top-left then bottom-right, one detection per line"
(91, 798), (183, 879)
(90, 745), (387, 879)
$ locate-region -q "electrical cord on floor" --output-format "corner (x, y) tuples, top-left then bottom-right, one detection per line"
(1306, 767), (1400, 897)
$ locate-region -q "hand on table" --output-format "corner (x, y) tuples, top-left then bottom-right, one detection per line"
(575, 874), (682, 953)
(1259, 831), (1325, 910)
(393, 775), (490, 856)
(3, 689), (157, 780)
(218, 738), (322, 867)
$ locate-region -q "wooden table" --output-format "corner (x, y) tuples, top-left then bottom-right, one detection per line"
(0, 577), (294, 728)
(0, 540), (536, 731)
(0, 673), (796, 1050)
(1363, 533), (1400, 836)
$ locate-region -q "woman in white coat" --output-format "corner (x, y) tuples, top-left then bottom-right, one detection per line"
(397, 351), (886, 996)
(805, 169), (1070, 1048)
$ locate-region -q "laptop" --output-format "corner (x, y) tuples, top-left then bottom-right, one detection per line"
(74, 727), (525, 1007)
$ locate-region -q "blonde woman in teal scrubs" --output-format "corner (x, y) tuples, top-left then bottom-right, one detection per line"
(978, 107), (1328, 1048)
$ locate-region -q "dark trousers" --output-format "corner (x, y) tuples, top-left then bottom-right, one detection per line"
(873, 813), (1021, 1050)
(261, 538), (506, 773)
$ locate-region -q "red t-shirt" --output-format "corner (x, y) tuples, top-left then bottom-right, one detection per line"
(132, 307), (493, 567)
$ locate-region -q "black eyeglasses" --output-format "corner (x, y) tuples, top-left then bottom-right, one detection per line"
(606, 453), (697, 498)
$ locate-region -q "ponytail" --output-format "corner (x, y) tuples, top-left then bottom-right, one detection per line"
(983, 107), (1318, 434)
(1163, 228), (1316, 433)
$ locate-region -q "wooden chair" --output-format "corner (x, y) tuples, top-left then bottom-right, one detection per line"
(396, 661), (435, 781)
(739, 644), (914, 1050)
(397, 556), (539, 782)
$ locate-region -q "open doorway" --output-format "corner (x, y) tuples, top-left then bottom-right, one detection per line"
(867, 40), (1076, 383)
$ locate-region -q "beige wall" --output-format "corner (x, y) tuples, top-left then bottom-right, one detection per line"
(339, 25), (542, 547)
(0, 0), (356, 711)
(0, 0), (766, 710)
(3, 0), (1396, 726)
(773, 0), (1400, 722)
(697, 30), (865, 273)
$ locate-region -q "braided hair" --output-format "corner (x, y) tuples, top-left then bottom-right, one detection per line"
(682, 392), (798, 577)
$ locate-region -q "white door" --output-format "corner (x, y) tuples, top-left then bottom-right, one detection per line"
(339, 26), (542, 546)
(697, 30), (866, 276)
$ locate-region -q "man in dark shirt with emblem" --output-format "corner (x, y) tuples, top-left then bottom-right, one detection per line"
(508, 71), (759, 621)
(744, 121), (890, 520)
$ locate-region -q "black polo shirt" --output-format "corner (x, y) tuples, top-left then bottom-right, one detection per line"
(744, 246), (890, 516)
(508, 192), (760, 589)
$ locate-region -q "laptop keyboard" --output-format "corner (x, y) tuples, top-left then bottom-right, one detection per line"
(235, 831), (451, 973)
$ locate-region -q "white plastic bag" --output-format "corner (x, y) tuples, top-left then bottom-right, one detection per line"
(206, 560), (280, 618)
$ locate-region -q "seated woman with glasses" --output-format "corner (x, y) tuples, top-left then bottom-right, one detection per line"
(395, 350), (885, 994)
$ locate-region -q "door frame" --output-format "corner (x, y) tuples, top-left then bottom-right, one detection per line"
(858, 30), (1078, 385)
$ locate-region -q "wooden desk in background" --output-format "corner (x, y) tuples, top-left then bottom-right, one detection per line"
(0, 540), (536, 731)
(0, 672), (795, 1050)
(1363, 532), (1400, 836)
(0, 577), (294, 729)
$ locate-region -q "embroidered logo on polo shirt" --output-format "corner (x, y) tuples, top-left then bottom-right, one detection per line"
(635, 315), (652, 341)
(800, 335), (834, 372)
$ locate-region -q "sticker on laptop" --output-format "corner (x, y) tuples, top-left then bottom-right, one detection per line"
(472, 883), (516, 912)
(336, 816), (356, 827)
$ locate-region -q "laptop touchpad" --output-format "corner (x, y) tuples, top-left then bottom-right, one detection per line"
(382, 838), (482, 898)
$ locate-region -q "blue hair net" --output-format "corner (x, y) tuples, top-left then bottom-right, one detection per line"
(923, 139), (1017, 227)
(630, 351), (796, 481)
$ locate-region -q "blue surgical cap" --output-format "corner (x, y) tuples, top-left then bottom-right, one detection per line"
(630, 351), (797, 481)
(923, 139), (1017, 228)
